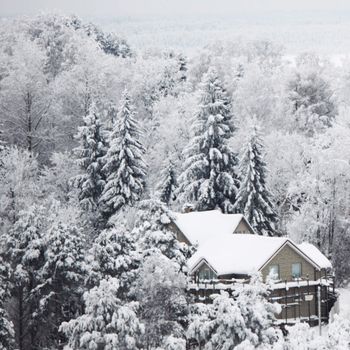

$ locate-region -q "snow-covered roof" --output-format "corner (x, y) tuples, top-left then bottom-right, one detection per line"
(298, 242), (332, 269)
(173, 210), (254, 246)
(188, 234), (288, 275)
(188, 234), (331, 276)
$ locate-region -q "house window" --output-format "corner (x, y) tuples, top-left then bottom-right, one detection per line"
(198, 268), (216, 280)
(292, 263), (302, 279)
(268, 265), (280, 280)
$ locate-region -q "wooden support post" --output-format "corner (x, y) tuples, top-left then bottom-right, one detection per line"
(297, 281), (301, 320)
(318, 286), (322, 336)
(307, 275), (311, 324)
(285, 280), (288, 324)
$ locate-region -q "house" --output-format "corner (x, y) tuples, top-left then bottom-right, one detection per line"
(170, 210), (255, 246)
(172, 210), (337, 325)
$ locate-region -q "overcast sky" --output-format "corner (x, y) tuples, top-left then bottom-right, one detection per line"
(1, 0), (350, 17)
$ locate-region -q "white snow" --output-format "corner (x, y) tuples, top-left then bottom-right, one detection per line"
(298, 242), (332, 269)
(338, 287), (350, 320)
(188, 234), (288, 275)
(173, 210), (253, 246)
(188, 234), (332, 276)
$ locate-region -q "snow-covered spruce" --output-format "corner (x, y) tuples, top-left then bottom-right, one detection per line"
(0, 258), (15, 350)
(134, 199), (191, 271)
(73, 102), (107, 211)
(99, 90), (147, 219)
(37, 217), (87, 344)
(156, 158), (178, 205)
(234, 125), (279, 236)
(60, 277), (144, 350)
(0, 205), (47, 350)
(178, 67), (238, 213)
(87, 222), (140, 299)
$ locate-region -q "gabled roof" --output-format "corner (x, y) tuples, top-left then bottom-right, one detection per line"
(172, 210), (255, 246)
(298, 242), (332, 269)
(188, 234), (331, 276)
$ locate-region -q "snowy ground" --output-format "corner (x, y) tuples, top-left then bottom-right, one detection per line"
(338, 287), (350, 320)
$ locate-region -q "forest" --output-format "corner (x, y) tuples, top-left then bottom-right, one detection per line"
(0, 12), (349, 350)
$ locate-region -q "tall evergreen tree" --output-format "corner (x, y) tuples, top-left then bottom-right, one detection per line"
(38, 219), (87, 347)
(0, 205), (47, 350)
(87, 223), (140, 299)
(134, 199), (191, 271)
(99, 90), (147, 219)
(60, 278), (144, 350)
(0, 258), (15, 350)
(73, 102), (107, 211)
(157, 158), (178, 205)
(178, 67), (238, 213)
(233, 126), (279, 236)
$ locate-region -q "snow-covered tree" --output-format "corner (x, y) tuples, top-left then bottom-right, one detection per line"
(284, 322), (314, 350)
(0, 205), (47, 350)
(73, 102), (107, 211)
(205, 291), (248, 350)
(186, 303), (212, 350)
(204, 274), (282, 350)
(87, 223), (140, 298)
(157, 158), (178, 205)
(40, 151), (80, 204)
(37, 216), (87, 347)
(135, 199), (190, 271)
(177, 54), (187, 82)
(163, 335), (186, 350)
(234, 125), (279, 236)
(287, 71), (337, 136)
(178, 67), (238, 213)
(134, 253), (188, 349)
(60, 277), (144, 350)
(0, 147), (40, 227)
(233, 273), (282, 346)
(0, 38), (52, 157)
(100, 90), (147, 219)
(0, 258), (15, 350)
(325, 315), (350, 349)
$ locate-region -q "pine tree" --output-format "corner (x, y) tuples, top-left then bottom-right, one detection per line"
(100, 90), (147, 219)
(234, 126), (279, 236)
(87, 223), (140, 299)
(1, 205), (47, 350)
(134, 199), (191, 271)
(157, 158), (178, 205)
(0, 258), (15, 350)
(60, 278), (144, 350)
(37, 219), (87, 347)
(73, 102), (107, 211)
(178, 67), (238, 213)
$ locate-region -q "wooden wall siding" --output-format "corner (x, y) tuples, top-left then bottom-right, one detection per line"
(261, 244), (316, 282)
(168, 222), (191, 245)
(170, 216), (253, 247)
(235, 219), (254, 234)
